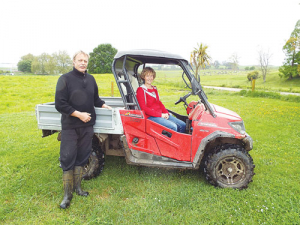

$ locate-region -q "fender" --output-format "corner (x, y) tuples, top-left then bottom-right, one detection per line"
(192, 131), (235, 168)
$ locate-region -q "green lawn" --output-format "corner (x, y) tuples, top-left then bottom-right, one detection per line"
(0, 74), (299, 224)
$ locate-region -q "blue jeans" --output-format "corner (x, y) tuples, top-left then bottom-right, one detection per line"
(148, 115), (186, 133)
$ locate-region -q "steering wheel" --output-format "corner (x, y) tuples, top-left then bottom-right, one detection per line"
(175, 92), (192, 106)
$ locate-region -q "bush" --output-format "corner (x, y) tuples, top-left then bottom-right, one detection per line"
(279, 64), (299, 79)
(247, 71), (259, 81)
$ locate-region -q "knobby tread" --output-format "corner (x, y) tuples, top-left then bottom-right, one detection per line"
(204, 144), (255, 189)
(82, 137), (105, 180)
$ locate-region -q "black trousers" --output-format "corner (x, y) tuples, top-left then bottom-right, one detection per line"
(60, 126), (94, 171)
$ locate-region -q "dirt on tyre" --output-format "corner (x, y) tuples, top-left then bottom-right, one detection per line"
(204, 144), (255, 189)
(83, 136), (105, 180)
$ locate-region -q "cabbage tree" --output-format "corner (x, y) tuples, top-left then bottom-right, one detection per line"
(190, 43), (211, 82)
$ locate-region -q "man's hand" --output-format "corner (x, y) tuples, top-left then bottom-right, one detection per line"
(79, 112), (92, 123)
(71, 111), (91, 123)
(102, 104), (112, 110)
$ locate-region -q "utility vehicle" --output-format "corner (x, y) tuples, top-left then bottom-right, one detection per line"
(35, 49), (255, 189)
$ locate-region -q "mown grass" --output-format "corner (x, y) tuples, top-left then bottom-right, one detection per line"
(0, 74), (299, 224)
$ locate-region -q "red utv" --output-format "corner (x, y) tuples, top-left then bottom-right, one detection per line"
(111, 49), (254, 189)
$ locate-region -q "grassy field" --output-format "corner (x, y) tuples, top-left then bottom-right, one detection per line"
(0, 74), (299, 224)
(153, 68), (300, 94)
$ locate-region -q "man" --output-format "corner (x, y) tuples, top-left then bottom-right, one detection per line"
(55, 50), (111, 209)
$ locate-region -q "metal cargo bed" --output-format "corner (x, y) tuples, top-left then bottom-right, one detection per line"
(35, 97), (125, 135)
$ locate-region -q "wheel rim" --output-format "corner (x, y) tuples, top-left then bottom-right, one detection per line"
(216, 156), (245, 185)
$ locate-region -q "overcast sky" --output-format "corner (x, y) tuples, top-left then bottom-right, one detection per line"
(1, 0), (299, 68)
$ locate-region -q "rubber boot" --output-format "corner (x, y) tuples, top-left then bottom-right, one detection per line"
(60, 170), (73, 209)
(73, 166), (89, 197)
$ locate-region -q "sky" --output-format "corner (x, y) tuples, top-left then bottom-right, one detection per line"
(0, 0), (299, 68)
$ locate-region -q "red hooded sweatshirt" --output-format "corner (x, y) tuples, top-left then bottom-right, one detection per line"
(136, 85), (169, 118)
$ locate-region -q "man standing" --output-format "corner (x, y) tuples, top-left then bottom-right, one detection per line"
(55, 50), (111, 209)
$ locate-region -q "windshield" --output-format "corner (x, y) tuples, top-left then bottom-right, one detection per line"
(179, 60), (216, 117)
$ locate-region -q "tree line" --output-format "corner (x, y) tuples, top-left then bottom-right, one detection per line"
(17, 44), (117, 75)
(18, 51), (72, 75)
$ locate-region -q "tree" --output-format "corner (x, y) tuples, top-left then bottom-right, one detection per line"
(279, 20), (300, 79)
(21, 53), (35, 62)
(229, 52), (240, 70)
(222, 61), (233, 70)
(17, 60), (32, 73)
(258, 48), (272, 82)
(88, 44), (117, 74)
(44, 54), (57, 74)
(214, 60), (220, 69)
(53, 51), (72, 74)
(247, 71), (259, 81)
(17, 53), (35, 73)
(31, 53), (55, 74)
(190, 43), (211, 82)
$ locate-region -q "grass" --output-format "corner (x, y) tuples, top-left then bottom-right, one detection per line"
(153, 68), (300, 94)
(0, 75), (119, 114)
(0, 74), (299, 224)
(199, 69), (300, 93)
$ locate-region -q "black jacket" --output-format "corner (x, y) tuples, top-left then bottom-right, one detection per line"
(55, 67), (105, 130)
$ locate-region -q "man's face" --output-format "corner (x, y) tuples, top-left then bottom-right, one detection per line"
(73, 53), (88, 73)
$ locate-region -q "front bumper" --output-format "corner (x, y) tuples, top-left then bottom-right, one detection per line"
(242, 133), (253, 151)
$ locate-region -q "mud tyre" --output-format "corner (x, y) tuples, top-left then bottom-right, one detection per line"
(82, 136), (105, 180)
(204, 144), (255, 189)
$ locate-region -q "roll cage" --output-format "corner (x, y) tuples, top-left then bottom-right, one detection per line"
(112, 49), (216, 117)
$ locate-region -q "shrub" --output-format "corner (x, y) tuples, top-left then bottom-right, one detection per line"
(247, 71), (259, 81)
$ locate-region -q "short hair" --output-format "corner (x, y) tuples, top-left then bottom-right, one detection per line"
(73, 50), (90, 61)
(140, 67), (156, 80)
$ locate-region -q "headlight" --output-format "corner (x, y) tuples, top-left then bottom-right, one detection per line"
(229, 121), (246, 135)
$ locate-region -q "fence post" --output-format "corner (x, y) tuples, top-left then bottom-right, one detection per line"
(111, 81), (114, 97)
(251, 78), (256, 91)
